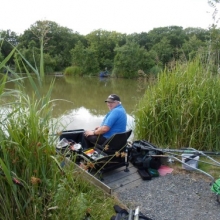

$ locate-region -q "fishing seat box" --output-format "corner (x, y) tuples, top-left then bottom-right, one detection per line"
(83, 148), (108, 162)
(60, 129), (87, 148)
(82, 148), (110, 172)
(82, 147), (127, 175)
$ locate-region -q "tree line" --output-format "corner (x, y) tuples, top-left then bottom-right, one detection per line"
(0, 20), (220, 78)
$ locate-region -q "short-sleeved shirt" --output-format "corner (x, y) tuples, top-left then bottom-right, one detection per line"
(101, 104), (127, 139)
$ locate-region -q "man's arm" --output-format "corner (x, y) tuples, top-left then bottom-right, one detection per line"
(84, 126), (110, 137)
(94, 125), (109, 135)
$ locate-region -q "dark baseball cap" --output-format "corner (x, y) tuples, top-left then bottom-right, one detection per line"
(105, 94), (120, 102)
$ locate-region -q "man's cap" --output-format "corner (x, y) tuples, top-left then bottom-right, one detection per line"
(105, 94), (120, 102)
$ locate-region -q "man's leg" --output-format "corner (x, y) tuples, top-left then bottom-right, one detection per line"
(84, 135), (107, 149)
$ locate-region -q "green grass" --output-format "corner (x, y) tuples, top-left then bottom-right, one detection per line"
(197, 156), (220, 180)
(135, 56), (220, 152)
(0, 43), (119, 219)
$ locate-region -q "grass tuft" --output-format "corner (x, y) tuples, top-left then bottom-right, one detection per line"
(135, 56), (220, 152)
(0, 43), (118, 219)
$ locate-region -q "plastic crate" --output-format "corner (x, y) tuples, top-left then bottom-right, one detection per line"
(181, 154), (199, 171)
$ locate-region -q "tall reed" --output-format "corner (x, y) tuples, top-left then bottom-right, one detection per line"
(0, 44), (116, 219)
(134, 56), (220, 151)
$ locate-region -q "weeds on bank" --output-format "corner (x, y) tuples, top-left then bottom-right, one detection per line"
(64, 66), (82, 76)
(0, 44), (116, 219)
(135, 56), (220, 152)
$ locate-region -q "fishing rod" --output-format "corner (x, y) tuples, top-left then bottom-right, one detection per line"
(132, 140), (220, 156)
(131, 140), (220, 167)
(181, 147), (220, 156)
(157, 147), (220, 156)
(157, 148), (220, 167)
(155, 150), (220, 167)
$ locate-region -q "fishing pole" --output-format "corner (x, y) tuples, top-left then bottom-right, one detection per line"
(157, 151), (220, 167)
(133, 140), (220, 156)
(130, 140), (220, 167)
(157, 148), (220, 156)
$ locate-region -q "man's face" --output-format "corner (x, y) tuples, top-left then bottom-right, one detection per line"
(106, 100), (119, 110)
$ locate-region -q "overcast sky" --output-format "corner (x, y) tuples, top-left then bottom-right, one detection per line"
(0, 0), (219, 35)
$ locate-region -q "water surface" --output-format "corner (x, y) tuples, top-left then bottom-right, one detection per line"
(6, 75), (147, 133)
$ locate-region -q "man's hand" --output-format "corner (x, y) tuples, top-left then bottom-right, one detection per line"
(84, 130), (94, 137)
(84, 126), (110, 136)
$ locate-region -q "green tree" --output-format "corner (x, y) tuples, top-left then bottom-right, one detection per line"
(70, 41), (99, 75)
(0, 30), (19, 66)
(18, 20), (84, 72)
(146, 26), (185, 50)
(113, 41), (150, 78)
(181, 35), (206, 60)
(70, 41), (85, 68)
(15, 39), (56, 74)
(14, 41), (40, 73)
(150, 37), (173, 66)
(46, 23), (84, 70)
(184, 27), (210, 42)
(86, 29), (126, 70)
(144, 26), (187, 66)
(126, 32), (149, 49)
(83, 47), (99, 75)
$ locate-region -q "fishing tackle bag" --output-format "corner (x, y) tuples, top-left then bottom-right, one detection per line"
(129, 140), (163, 170)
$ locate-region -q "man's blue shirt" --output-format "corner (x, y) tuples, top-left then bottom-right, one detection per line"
(101, 104), (127, 139)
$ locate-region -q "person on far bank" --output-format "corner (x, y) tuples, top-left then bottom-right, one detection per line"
(84, 94), (127, 149)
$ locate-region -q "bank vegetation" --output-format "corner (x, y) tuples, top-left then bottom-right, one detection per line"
(0, 52), (118, 219)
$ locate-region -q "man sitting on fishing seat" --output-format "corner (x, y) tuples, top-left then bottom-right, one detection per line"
(84, 94), (127, 150)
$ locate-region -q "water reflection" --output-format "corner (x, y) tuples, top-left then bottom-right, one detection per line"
(57, 107), (104, 131)
(56, 106), (135, 131)
(99, 76), (109, 86)
(4, 76), (147, 135)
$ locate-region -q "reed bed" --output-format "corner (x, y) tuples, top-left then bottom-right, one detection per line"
(135, 57), (220, 151)
(0, 47), (116, 219)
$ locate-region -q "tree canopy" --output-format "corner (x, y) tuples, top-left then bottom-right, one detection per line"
(0, 18), (219, 77)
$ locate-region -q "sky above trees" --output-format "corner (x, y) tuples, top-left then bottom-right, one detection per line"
(0, 0), (218, 35)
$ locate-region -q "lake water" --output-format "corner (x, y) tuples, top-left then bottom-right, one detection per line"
(6, 75), (147, 135)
